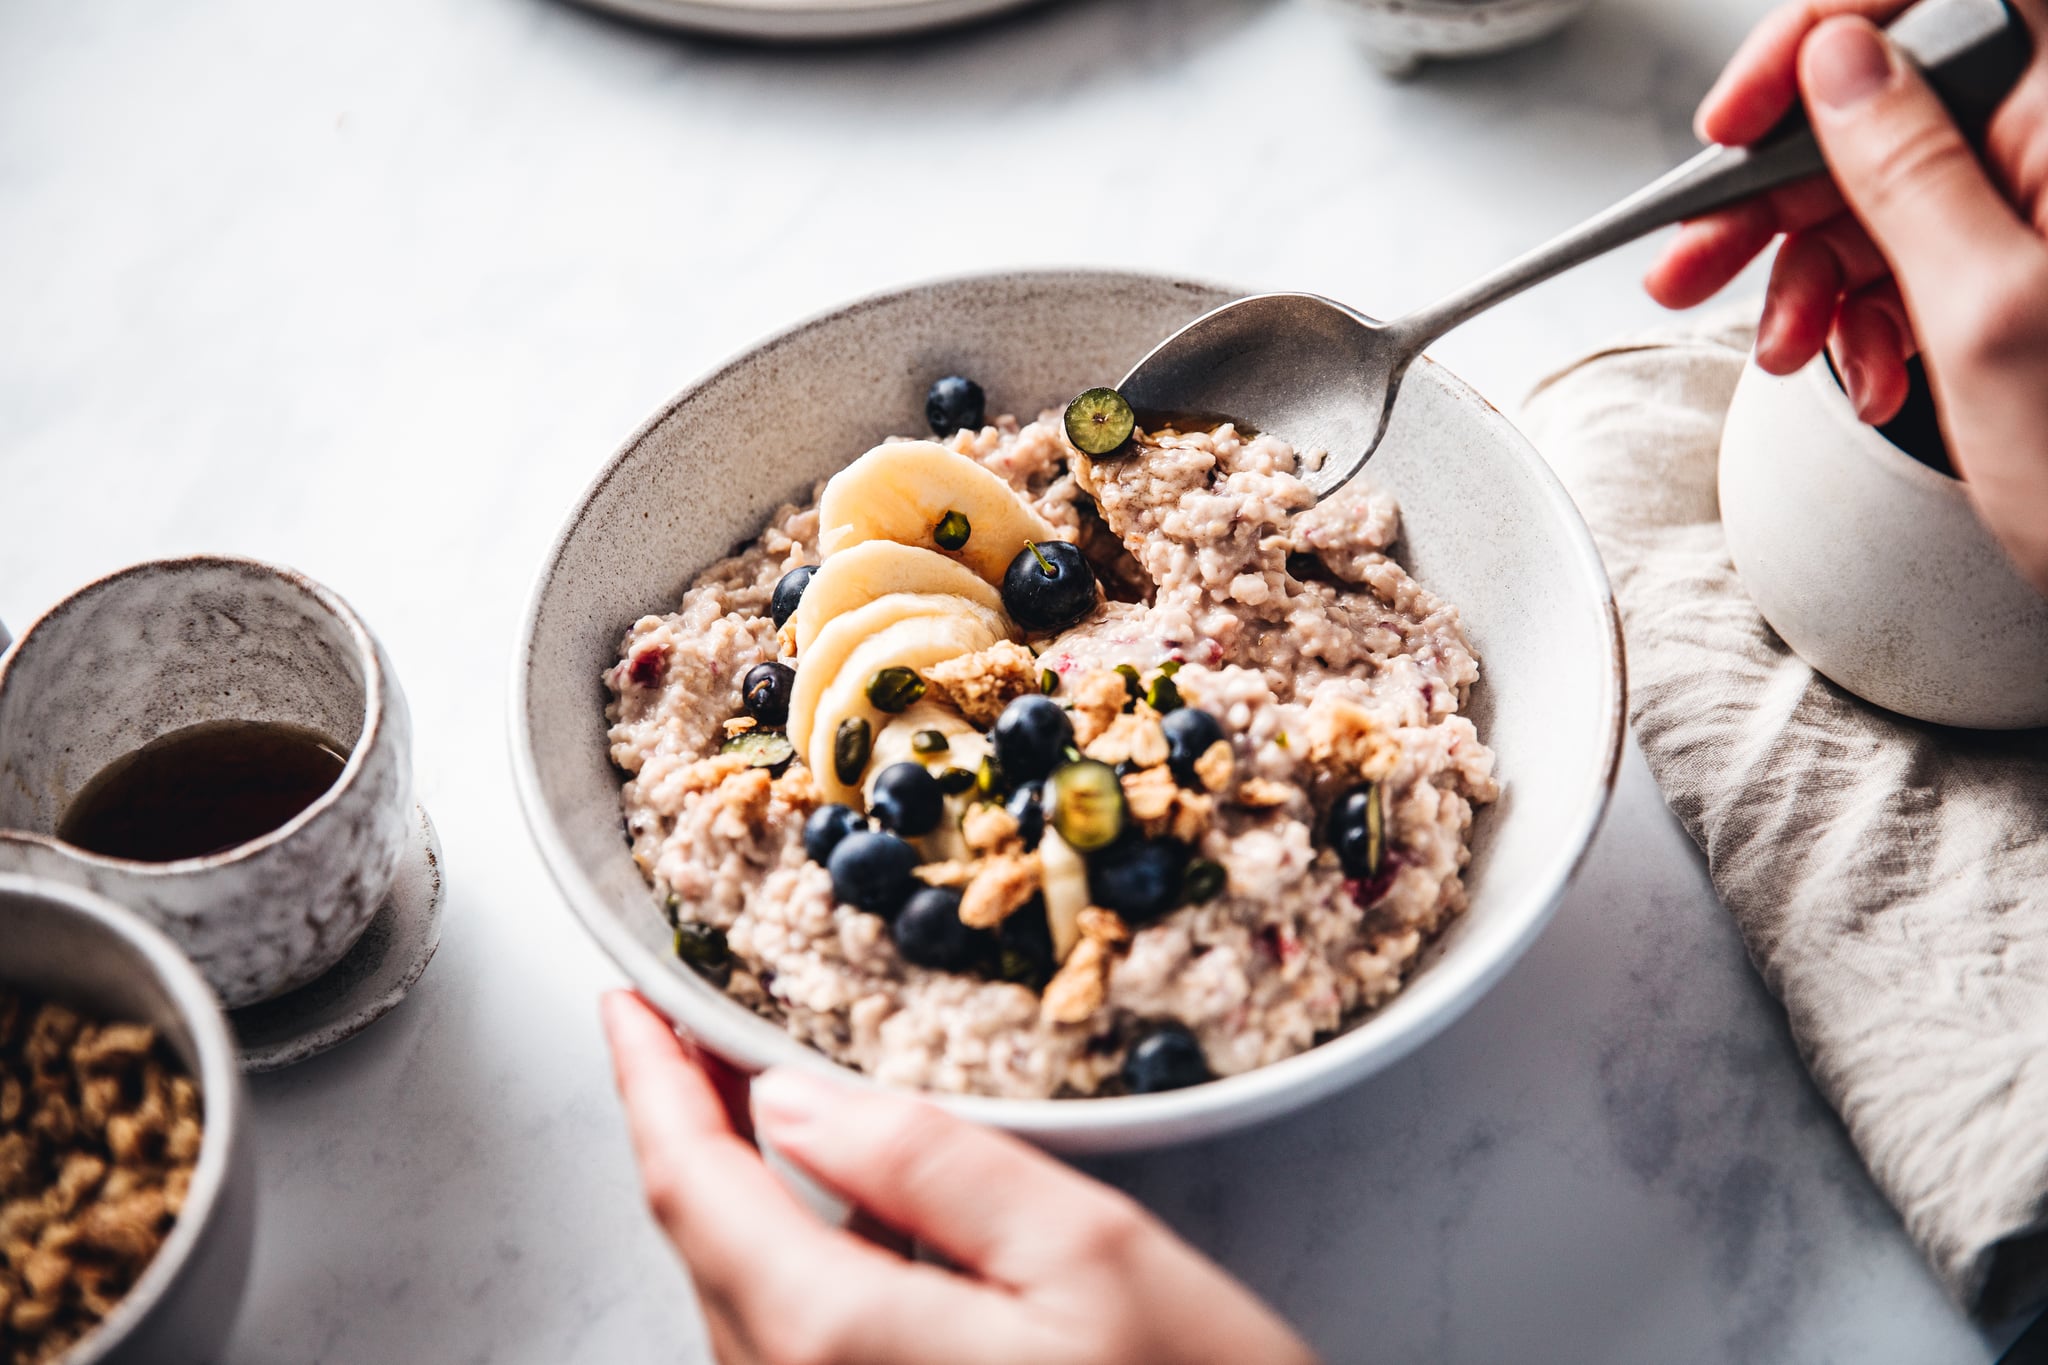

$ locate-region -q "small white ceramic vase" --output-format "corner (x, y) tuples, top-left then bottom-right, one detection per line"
(1322, 0), (1595, 76)
(1719, 355), (2048, 730)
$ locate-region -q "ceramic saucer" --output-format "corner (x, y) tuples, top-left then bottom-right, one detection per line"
(568, 0), (1043, 42)
(231, 803), (444, 1073)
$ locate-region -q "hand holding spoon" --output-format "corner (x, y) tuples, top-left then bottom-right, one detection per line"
(1118, 0), (2033, 500)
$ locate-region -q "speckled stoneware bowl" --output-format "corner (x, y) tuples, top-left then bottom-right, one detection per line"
(0, 874), (256, 1365)
(511, 269), (1624, 1154)
(1323, 0), (1595, 76)
(1720, 355), (2048, 729)
(0, 557), (415, 1008)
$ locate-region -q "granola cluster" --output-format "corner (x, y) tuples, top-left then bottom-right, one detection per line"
(0, 991), (203, 1365)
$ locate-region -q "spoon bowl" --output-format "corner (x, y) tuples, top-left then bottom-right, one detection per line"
(1118, 293), (1409, 500)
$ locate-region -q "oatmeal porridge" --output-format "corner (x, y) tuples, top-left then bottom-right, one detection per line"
(603, 382), (1496, 1099)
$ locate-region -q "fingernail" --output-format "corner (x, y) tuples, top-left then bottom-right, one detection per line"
(1756, 300), (1784, 363)
(1807, 19), (1894, 110)
(1843, 357), (1872, 415)
(752, 1067), (841, 1129)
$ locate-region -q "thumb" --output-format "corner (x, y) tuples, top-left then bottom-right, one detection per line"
(1799, 15), (2037, 344)
(751, 1066), (1146, 1286)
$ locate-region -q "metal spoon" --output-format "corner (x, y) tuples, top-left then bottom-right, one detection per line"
(1119, 0), (2033, 499)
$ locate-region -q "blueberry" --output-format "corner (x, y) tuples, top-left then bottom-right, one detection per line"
(1162, 706), (1224, 788)
(742, 661), (796, 725)
(1001, 541), (1098, 633)
(925, 376), (986, 435)
(871, 762), (944, 838)
(769, 566), (814, 628)
(892, 886), (994, 972)
(992, 694), (1073, 785)
(803, 803), (868, 864)
(1005, 780), (1045, 851)
(1122, 1023), (1213, 1094)
(828, 830), (919, 918)
(1328, 782), (1385, 880)
(1087, 836), (1189, 926)
(997, 897), (1055, 989)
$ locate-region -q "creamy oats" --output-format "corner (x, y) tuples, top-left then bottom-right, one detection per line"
(603, 409), (1496, 1099)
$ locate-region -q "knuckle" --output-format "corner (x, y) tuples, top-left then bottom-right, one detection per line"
(1956, 259), (2048, 363)
(856, 1095), (949, 1174)
(1863, 120), (1972, 209)
(1063, 1192), (1149, 1266)
(758, 1307), (852, 1365)
(642, 1172), (688, 1231)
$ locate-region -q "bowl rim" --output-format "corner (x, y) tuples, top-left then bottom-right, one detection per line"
(508, 265), (1626, 1144)
(0, 553), (390, 875)
(0, 872), (245, 1362)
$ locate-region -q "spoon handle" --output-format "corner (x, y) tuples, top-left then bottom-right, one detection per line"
(1387, 0), (2032, 359)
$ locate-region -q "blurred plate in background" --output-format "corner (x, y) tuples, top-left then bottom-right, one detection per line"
(570, 0), (1046, 41)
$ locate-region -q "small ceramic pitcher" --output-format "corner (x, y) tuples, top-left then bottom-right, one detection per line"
(1720, 355), (2048, 730)
(0, 557), (413, 1007)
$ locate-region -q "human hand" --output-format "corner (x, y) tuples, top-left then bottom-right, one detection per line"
(600, 991), (1321, 1365)
(1645, 0), (2048, 592)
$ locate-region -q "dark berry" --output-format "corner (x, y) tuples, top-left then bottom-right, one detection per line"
(1122, 1023), (1212, 1094)
(997, 898), (1055, 989)
(1088, 836), (1189, 926)
(804, 803), (867, 864)
(1063, 387), (1136, 457)
(769, 566), (814, 628)
(720, 728), (794, 773)
(1001, 540), (1098, 633)
(1005, 781), (1045, 851)
(1047, 759), (1125, 851)
(673, 922), (731, 985)
(925, 376), (986, 435)
(827, 830), (919, 918)
(1162, 706), (1224, 788)
(871, 763), (944, 838)
(1328, 782), (1385, 879)
(742, 661), (795, 725)
(892, 886), (994, 972)
(991, 694), (1073, 785)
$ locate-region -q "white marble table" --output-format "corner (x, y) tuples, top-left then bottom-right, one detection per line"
(0, 0), (2025, 1359)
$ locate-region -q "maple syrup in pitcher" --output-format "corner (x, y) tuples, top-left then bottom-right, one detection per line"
(58, 720), (350, 862)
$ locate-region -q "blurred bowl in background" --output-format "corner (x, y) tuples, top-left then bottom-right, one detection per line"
(1325, 0), (1594, 76)
(566, 0), (1043, 41)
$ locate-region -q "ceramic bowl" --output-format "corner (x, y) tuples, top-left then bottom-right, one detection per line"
(0, 557), (415, 1008)
(0, 874), (256, 1364)
(1322, 0), (1595, 76)
(510, 269), (1624, 1154)
(1720, 355), (2048, 730)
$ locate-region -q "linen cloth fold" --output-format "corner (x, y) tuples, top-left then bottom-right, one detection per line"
(1521, 313), (2048, 1321)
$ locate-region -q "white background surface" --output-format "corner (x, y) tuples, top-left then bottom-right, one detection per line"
(0, 0), (2023, 1360)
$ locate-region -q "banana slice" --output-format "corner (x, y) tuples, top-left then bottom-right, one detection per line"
(788, 592), (1005, 757)
(806, 613), (1002, 805)
(864, 701), (992, 864)
(817, 440), (1058, 586)
(794, 540), (1012, 656)
(1039, 828), (1091, 962)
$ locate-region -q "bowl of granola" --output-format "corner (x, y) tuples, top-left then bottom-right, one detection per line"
(0, 875), (254, 1364)
(511, 269), (1623, 1152)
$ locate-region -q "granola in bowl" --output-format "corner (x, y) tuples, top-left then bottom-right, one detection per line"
(603, 382), (1497, 1100)
(0, 990), (204, 1365)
